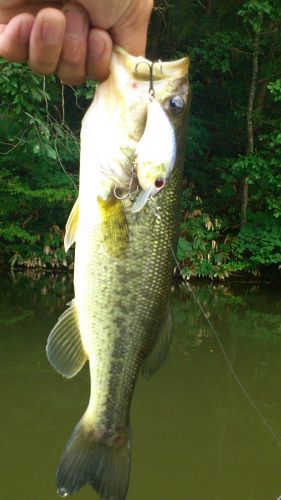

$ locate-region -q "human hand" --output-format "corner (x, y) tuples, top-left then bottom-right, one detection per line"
(0, 0), (153, 84)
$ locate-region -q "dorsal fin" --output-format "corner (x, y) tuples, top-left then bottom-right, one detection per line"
(64, 198), (79, 252)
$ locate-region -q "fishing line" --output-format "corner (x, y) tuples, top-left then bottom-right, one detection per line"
(169, 242), (281, 451)
(149, 201), (281, 451)
(54, 135), (79, 194)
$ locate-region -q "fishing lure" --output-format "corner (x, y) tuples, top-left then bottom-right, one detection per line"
(131, 61), (177, 213)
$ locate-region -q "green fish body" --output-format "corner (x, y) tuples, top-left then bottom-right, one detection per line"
(47, 47), (190, 500)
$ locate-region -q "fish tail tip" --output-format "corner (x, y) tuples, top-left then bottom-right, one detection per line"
(56, 417), (131, 500)
(57, 487), (70, 497)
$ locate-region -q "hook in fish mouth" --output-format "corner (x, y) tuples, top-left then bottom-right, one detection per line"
(135, 60), (163, 100)
(113, 186), (128, 200)
(114, 161), (139, 201)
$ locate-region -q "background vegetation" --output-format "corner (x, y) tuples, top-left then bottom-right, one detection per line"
(0, 0), (281, 279)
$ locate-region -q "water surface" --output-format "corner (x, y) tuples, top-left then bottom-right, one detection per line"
(0, 271), (281, 500)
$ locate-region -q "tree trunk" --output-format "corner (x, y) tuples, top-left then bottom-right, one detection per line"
(240, 23), (260, 227)
(256, 80), (267, 116)
(206, 0), (213, 17)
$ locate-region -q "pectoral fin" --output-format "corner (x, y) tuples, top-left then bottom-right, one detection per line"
(64, 198), (79, 252)
(141, 302), (173, 379)
(99, 197), (128, 259)
(46, 300), (87, 378)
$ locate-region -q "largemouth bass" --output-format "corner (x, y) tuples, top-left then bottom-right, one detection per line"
(47, 47), (190, 500)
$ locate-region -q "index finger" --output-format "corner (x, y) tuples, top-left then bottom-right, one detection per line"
(0, 1), (63, 23)
(0, 13), (34, 61)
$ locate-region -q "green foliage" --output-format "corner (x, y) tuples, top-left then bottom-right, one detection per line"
(268, 79), (281, 102)
(151, 0), (281, 279)
(232, 213), (281, 267)
(0, 62), (93, 268)
(238, 0), (281, 30)
(0, 1), (281, 279)
(178, 189), (281, 278)
(177, 190), (229, 279)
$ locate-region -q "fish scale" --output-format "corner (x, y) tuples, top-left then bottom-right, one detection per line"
(46, 46), (190, 500)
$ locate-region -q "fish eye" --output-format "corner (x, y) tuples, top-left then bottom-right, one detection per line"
(164, 95), (185, 115)
(154, 178), (165, 189)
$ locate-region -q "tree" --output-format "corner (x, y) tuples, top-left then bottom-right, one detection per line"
(0, 62), (94, 268)
(0, 1), (280, 278)
(151, 0), (281, 278)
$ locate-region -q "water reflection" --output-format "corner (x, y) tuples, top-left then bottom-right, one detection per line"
(0, 271), (281, 500)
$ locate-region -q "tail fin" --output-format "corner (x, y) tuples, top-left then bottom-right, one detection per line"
(56, 416), (131, 500)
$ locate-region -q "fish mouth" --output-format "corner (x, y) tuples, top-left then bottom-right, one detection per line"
(113, 46), (190, 81)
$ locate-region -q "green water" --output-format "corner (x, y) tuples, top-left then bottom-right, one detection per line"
(1, 271), (281, 500)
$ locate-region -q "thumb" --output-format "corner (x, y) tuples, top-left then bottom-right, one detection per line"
(110, 0), (153, 56)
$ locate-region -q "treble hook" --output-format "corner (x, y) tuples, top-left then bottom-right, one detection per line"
(113, 186), (128, 200)
(128, 161), (138, 200)
(113, 161), (138, 201)
(135, 60), (163, 101)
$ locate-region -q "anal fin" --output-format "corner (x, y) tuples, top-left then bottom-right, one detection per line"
(141, 302), (173, 379)
(46, 300), (87, 378)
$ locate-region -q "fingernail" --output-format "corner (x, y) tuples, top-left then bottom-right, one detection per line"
(41, 20), (62, 46)
(89, 32), (105, 58)
(65, 10), (85, 37)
